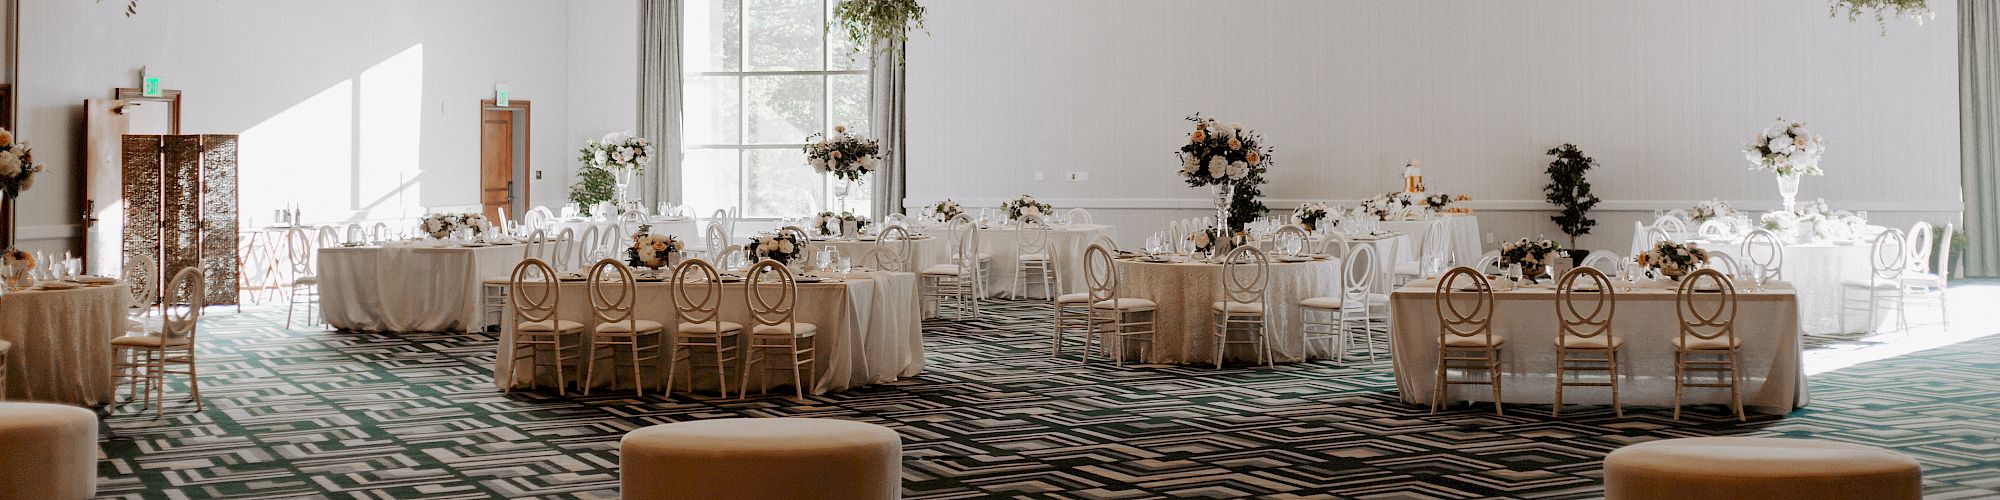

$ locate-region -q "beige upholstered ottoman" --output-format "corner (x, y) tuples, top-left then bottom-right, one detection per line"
(1604, 437), (1920, 500)
(0, 402), (99, 500)
(621, 418), (902, 500)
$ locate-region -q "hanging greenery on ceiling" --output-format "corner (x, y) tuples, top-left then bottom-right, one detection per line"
(1830, 0), (1934, 32)
(830, 0), (926, 64)
(97, 0), (140, 16)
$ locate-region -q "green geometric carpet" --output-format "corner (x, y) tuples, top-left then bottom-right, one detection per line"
(92, 300), (2000, 499)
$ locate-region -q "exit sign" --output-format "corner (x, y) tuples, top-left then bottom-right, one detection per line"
(142, 76), (161, 97)
(495, 83), (510, 106)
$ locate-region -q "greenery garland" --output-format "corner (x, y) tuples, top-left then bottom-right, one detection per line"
(830, 0), (926, 64)
(1830, 0), (1933, 32)
(1543, 144), (1601, 248)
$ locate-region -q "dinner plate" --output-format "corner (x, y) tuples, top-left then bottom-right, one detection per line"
(71, 275), (119, 285)
(796, 276), (826, 283)
(1276, 256), (1312, 263)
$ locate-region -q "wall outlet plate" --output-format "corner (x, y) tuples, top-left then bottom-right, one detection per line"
(535, 170), (543, 180)
(1034, 171), (1045, 181)
(1067, 171), (1089, 181)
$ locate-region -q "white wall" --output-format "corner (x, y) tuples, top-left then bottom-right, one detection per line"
(11, 0), (639, 253)
(565, 0), (642, 207)
(904, 0), (1963, 251)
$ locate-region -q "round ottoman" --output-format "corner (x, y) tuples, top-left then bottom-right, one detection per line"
(621, 418), (901, 500)
(1604, 437), (1920, 500)
(0, 402), (99, 500)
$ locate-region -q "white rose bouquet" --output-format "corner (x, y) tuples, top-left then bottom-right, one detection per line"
(1187, 226), (1243, 254)
(1745, 118), (1825, 177)
(1000, 195), (1053, 222)
(1691, 199), (1736, 223)
(1175, 114), (1271, 187)
(1293, 202), (1329, 231)
(1499, 237), (1562, 282)
(1760, 211), (1800, 233)
(812, 210), (870, 236)
(1359, 192), (1417, 221)
(626, 224), (685, 269)
(1793, 198), (1830, 217)
(421, 212), (487, 239)
(579, 132), (654, 173)
(805, 125), (881, 182)
(932, 199), (964, 221)
(0, 128), (44, 199)
(1637, 240), (1710, 279)
(746, 233), (804, 265)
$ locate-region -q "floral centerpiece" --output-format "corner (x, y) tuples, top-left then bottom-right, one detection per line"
(420, 212), (488, 239)
(806, 125), (882, 212)
(1420, 193), (1468, 212)
(1293, 202), (1329, 231)
(625, 224), (684, 269)
(1359, 192), (1416, 221)
(1000, 195), (1052, 223)
(931, 199), (964, 221)
(813, 210), (870, 237)
(1176, 114), (1273, 233)
(570, 132), (655, 215)
(1187, 226), (1245, 255)
(1499, 238), (1562, 283)
(2, 248), (32, 287)
(0, 128), (43, 199)
(1637, 240), (1711, 280)
(1691, 199), (1736, 223)
(746, 233), (804, 265)
(1744, 118), (1825, 213)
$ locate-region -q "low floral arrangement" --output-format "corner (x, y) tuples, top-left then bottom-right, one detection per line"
(1744, 118), (1825, 177)
(1794, 198), (1830, 217)
(813, 210), (870, 236)
(1187, 226), (1245, 254)
(1500, 238), (1562, 281)
(1691, 199), (1736, 222)
(746, 233), (804, 265)
(1176, 115), (1271, 186)
(1360, 192), (1417, 221)
(932, 199), (964, 221)
(1293, 202), (1329, 231)
(805, 125), (881, 182)
(1760, 211), (1799, 233)
(0, 129), (43, 199)
(421, 212), (487, 239)
(1001, 194), (1052, 222)
(2, 248), (32, 273)
(1637, 240), (1711, 279)
(1420, 193), (1469, 211)
(626, 224), (685, 269)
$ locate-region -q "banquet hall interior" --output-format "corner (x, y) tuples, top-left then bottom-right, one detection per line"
(0, 0), (1996, 498)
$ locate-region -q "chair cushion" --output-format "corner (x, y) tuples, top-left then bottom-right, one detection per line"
(517, 319), (584, 333)
(1298, 294), (1388, 309)
(110, 334), (191, 348)
(125, 318), (147, 334)
(1901, 273), (1944, 287)
(751, 323), (818, 337)
(1055, 292), (1093, 304)
(0, 339), (10, 355)
(1603, 437), (1920, 500)
(1211, 301), (1266, 314)
(677, 321), (743, 335)
(1839, 279), (1898, 289)
(1018, 253), (1049, 262)
(1091, 298), (1157, 311)
(595, 319), (665, 334)
(1441, 334), (1507, 348)
(919, 264), (964, 276)
(1557, 335), (1624, 349)
(293, 276), (319, 286)
(1674, 335), (1742, 351)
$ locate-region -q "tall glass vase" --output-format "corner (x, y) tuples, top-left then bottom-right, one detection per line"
(613, 168), (636, 212)
(1775, 172), (1801, 213)
(832, 176), (855, 213)
(1210, 183), (1235, 257)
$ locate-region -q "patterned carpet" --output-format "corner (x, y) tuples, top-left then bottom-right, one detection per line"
(92, 299), (2000, 499)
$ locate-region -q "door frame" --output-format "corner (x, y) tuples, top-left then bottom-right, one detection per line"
(113, 87), (183, 134)
(478, 98), (529, 220)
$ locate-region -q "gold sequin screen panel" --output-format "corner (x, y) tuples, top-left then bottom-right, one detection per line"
(122, 134), (240, 306)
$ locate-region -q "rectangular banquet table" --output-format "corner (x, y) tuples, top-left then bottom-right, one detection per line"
(319, 243), (525, 333)
(1389, 279), (1807, 413)
(491, 271), (923, 395)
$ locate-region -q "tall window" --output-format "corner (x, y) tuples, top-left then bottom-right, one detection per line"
(683, 0), (872, 219)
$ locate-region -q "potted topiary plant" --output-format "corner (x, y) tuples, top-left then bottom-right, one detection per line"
(1543, 143), (1601, 268)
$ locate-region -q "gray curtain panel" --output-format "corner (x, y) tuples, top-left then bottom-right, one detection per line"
(639, 0), (685, 206)
(1964, 0), (1998, 277)
(870, 39), (909, 217)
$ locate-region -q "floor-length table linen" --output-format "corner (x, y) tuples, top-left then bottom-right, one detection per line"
(1628, 224), (1884, 335)
(319, 243), (524, 333)
(932, 223), (1114, 299)
(0, 283), (130, 406)
(1388, 280), (1807, 413)
(1110, 258), (1339, 365)
(547, 217), (700, 248)
(814, 236), (949, 272)
(491, 271), (923, 395)
(1378, 215), (1483, 265)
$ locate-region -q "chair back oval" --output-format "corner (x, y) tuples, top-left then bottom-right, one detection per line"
(860, 246), (904, 272)
(1556, 267), (1615, 342)
(124, 254), (159, 309)
(550, 228), (577, 272)
(1271, 225), (1309, 257)
(598, 226), (625, 260)
(705, 221), (731, 261)
(1473, 249), (1501, 275)
(1579, 251), (1621, 273)
(521, 229), (550, 262)
(875, 224), (913, 270)
(523, 205), (553, 233)
(576, 225), (602, 263)
(1318, 236), (1349, 262)
(368, 221), (391, 241)
(1868, 229), (1909, 281)
(509, 258), (561, 324)
(948, 214), (979, 270)
(1694, 220), (1730, 240)
(1341, 242), (1377, 304)
(1435, 266), (1495, 346)
(1706, 251), (1739, 277)
(1089, 234), (1119, 253)
(315, 226), (341, 249)
(1645, 225), (1673, 247)
(1675, 268), (1737, 345)
(1014, 214), (1052, 258)
(714, 245), (746, 270)
(343, 223), (366, 244)
(586, 259), (640, 327)
(671, 258), (724, 326)
(1419, 221), (1452, 267)
(1906, 221), (1935, 275)
(284, 227), (315, 279)
(745, 259), (798, 328)
(617, 209), (647, 235)
(1220, 245), (1269, 306)
(161, 267), (205, 340)
(1065, 207), (1093, 224)
(1936, 224), (1956, 285)
(1082, 244), (1117, 304)
(1740, 229), (1786, 281)
(778, 225), (812, 243)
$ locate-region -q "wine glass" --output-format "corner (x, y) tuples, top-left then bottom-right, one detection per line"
(1747, 262), (1766, 292)
(1618, 262), (1637, 292)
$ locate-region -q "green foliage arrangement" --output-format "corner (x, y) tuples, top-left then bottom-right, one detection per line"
(1831, 0), (1934, 32)
(1543, 144), (1601, 248)
(831, 0), (926, 63)
(567, 167), (615, 217)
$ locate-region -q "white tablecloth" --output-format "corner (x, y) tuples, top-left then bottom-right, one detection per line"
(546, 217), (700, 248)
(1630, 223), (1882, 335)
(319, 243), (524, 333)
(932, 223), (1114, 299)
(813, 236), (950, 272)
(1378, 215), (1484, 265)
(0, 283), (129, 406)
(1389, 280), (1807, 413)
(1111, 257), (1339, 365)
(492, 271), (923, 395)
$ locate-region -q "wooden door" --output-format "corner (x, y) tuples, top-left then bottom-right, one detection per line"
(83, 98), (131, 275)
(479, 109), (514, 222)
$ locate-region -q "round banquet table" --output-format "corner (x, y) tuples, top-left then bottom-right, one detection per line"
(812, 235), (950, 272)
(929, 222), (1115, 299)
(546, 217), (700, 248)
(1707, 241), (1876, 335)
(0, 282), (130, 406)
(1110, 257), (1339, 365)
(1377, 214), (1484, 265)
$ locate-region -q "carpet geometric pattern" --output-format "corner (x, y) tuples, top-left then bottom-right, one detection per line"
(93, 300), (2000, 499)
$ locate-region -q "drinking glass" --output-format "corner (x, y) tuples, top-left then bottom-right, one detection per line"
(1747, 262), (1766, 291)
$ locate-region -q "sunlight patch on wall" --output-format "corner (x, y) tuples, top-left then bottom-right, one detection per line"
(358, 44), (424, 220)
(239, 79), (353, 226)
